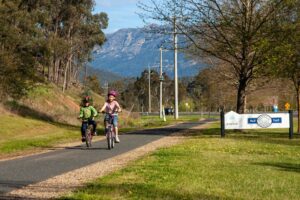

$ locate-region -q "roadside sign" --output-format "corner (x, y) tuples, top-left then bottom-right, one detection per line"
(224, 111), (290, 129)
(285, 102), (290, 111)
(220, 110), (294, 139)
(273, 105), (278, 112)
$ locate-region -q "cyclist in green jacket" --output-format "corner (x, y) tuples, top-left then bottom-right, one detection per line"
(79, 97), (98, 142)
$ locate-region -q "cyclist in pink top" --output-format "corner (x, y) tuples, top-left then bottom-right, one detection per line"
(100, 90), (122, 142)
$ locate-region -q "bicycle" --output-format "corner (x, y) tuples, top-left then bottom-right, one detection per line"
(104, 113), (116, 150)
(84, 122), (93, 148)
(79, 119), (94, 148)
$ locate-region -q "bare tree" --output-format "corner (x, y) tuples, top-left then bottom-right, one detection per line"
(138, 0), (284, 113)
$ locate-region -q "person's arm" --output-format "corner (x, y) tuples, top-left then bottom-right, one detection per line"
(79, 107), (84, 119)
(116, 101), (122, 112)
(91, 106), (98, 117)
(99, 103), (106, 113)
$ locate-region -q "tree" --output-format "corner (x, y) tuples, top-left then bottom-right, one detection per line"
(263, 0), (300, 133)
(119, 70), (175, 112)
(139, 0), (284, 113)
(0, 0), (108, 98)
(44, 0), (108, 92)
(187, 65), (237, 112)
(0, 1), (41, 99)
(134, 69), (160, 111)
(86, 75), (102, 94)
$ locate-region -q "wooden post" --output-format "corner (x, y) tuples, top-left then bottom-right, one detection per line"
(289, 110), (293, 139)
(221, 110), (225, 137)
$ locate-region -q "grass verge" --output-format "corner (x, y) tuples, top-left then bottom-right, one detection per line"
(61, 122), (300, 200)
(120, 115), (212, 132)
(0, 115), (79, 157)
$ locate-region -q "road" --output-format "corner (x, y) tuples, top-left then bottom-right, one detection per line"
(0, 120), (212, 199)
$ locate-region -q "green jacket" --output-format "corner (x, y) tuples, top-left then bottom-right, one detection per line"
(79, 106), (98, 120)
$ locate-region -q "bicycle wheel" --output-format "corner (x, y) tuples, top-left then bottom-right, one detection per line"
(107, 129), (112, 150)
(107, 134), (112, 150)
(111, 131), (115, 149)
(85, 125), (92, 148)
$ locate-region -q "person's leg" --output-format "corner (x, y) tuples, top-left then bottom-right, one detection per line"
(81, 122), (87, 142)
(104, 118), (108, 135)
(89, 120), (97, 135)
(113, 116), (120, 142)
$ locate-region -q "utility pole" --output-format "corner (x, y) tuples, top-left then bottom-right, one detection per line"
(148, 64), (151, 113)
(103, 81), (108, 95)
(84, 64), (88, 88)
(173, 17), (179, 119)
(159, 48), (163, 118)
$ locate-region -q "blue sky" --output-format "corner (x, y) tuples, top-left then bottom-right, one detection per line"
(94, 0), (145, 34)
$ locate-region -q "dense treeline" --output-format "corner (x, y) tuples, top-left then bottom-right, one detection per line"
(0, 0), (107, 99)
(114, 67), (294, 115)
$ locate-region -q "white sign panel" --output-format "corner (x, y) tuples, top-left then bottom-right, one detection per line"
(225, 111), (290, 129)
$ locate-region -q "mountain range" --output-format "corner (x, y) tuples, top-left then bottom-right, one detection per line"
(89, 27), (205, 79)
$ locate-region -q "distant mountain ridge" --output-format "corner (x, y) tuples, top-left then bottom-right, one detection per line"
(89, 27), (205, 77)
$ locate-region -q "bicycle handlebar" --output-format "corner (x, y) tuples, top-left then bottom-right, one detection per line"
(101, 110), (121, 114)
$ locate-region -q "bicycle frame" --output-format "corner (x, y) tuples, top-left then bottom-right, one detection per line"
(105, 114), (115, 149)
(82, 121), (93, 148)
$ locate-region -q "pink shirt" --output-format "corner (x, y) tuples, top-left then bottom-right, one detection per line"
(104, 101), (120, 114)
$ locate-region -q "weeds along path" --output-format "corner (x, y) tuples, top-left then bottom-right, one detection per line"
(0, 120), (214, 200)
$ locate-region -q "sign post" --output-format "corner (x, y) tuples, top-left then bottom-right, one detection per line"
(220, 110), (225, 137)
(289, 110), (293, 139)
(285, 102), (291, 111)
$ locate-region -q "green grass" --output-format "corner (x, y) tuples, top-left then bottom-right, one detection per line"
(0, 115), (79, 156)
(132, 114), (214, 128)
(61, 122), (300, 200)
(27, 84), (53, 99)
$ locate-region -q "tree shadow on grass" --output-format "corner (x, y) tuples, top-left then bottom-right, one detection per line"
(180, 128), (221, 137)
(254, 162), (300, 173)
(124, 119), (218, 137)
(61, 182), (224, 200)
(186, 126), (300, 147)
(5, 100), (54, 121)
(225, 130), (300, 147)
(4, 100), (79, 129)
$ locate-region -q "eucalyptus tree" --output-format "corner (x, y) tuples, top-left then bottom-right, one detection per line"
(134, 70), (160, 111)
(0, 0), (108, 98)
(52, 0), (107, 92)
(139, 0), (284, 113)
(32, 0), (107, 91)
(0, 0), (41, 99)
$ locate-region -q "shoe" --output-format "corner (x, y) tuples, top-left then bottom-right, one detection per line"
(81, 137), (86, 142)
(115, 136), (120, 143)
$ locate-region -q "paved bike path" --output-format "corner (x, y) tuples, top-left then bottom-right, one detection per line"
(0, 121), (210, 195)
